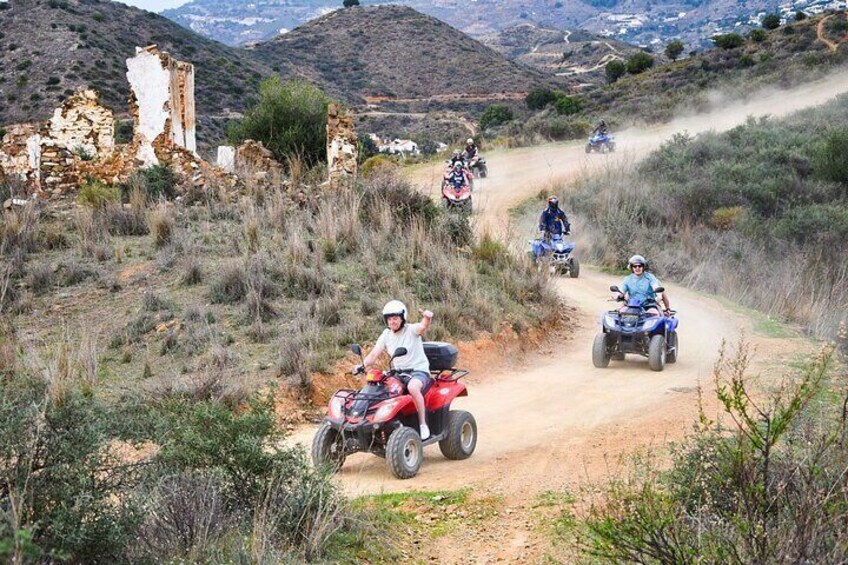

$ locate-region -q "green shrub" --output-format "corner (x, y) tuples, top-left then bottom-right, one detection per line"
(479, 104), (515, 130)
(140, 164), (178, 200)
(77, 180), (120, 208)
(813, 129), (848, 186)
(525, 87), (559, 110)
(626, 52), (654, 74)
(227, 77), (331, 167)
(554, 95), (582, 116)
(605, 60), (626, 83)
(360, 154), (398, 176)
(762, 13), (781, 30)
(749, 28), (768, 42)
(664, 40), (684, 61)
(795, 11), (807, 21)
(712, 33), (745, 49)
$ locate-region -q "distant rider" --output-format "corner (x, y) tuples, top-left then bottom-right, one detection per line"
(449, 149), (466, 168)
(616, 255), (671, 316)
(462, 138), (478, 161)
(592, 119), (609, 137)
(360, 301), (435, 440)
(534, 196), (571, 258)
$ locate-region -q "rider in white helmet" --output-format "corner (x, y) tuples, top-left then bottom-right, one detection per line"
(361, 300), (435, 440)
(616, 255), (671, 316)
(463, 137), (478, 161)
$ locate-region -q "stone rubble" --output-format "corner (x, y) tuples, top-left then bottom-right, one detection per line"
(326, 103), (358, 190)
(1, 44), (361, 209)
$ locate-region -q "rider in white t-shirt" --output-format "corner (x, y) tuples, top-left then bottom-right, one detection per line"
(361, 300), (434, 440)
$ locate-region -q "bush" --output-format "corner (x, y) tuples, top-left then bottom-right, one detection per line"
(712, 33), (744, 49)
(554, 95), (582, 116)
(360, 154), (398, 176)
(77, 180), (120, 208)
(605, 60), (626, 83)
(795, 11), (807, 21)
(140, 165), (178, 200)
(813, 129), (848, 186)
(664, 40), (684, 61)
(227, 77), (331, 167)
(749, 28), (768, 42)
(626, 52), (654, 74)
(762, 13), (780, 30)
(479, 104), (515, 130)
(525, 87), (559, 110)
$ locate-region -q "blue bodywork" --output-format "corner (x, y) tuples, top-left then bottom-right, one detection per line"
(586, 133), (616, 153)
(599, 295), (678, 358)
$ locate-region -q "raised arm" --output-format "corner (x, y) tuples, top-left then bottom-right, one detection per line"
(416, 309), (434, 335)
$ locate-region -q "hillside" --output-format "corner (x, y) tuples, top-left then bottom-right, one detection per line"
(163, 0), (842, 49)
(0, 0), (277, 145)
(479, 24), (647, 87)
(250, 5), (561, 105)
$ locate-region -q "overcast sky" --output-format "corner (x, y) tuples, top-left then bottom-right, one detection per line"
(112, 0), (192, 13)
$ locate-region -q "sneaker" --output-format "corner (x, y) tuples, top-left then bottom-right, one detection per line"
(419, 424), (430, 441)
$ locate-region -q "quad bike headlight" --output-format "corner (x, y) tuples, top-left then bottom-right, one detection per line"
(373, 399), (400, 423)
(603, 313), (617, 328)
(329, 396), (345, 423)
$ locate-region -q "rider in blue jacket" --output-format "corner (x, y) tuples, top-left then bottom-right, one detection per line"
(618, 254), (671, 316)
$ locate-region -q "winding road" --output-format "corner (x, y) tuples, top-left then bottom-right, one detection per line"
(290, 71), (848, 562)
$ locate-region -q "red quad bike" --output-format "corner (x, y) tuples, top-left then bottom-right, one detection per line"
(442, 174), (473, 212)
(312, 342), (477, 479)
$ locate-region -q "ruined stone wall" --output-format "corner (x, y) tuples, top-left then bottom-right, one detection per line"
(326, 104), (358, 190)
(0, 123), (41, 190)
(47, 89), (114, 158)
(234, 140), (286, 187)
(126, 45), (197, 169)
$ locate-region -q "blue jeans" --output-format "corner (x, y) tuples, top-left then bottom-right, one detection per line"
(400, 370), (433, 395)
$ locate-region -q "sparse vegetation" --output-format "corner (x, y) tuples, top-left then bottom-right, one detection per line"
(479, 104), (515, 130)
(227, 77), (330, 167)
(567, 94), (848, 337)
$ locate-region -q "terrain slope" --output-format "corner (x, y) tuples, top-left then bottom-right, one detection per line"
(290, 71), (848, 561)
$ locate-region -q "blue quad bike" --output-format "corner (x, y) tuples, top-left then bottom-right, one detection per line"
(592, 285), (679, 371)
(585, 133), (616, 154)
(530, 234), (580, 278)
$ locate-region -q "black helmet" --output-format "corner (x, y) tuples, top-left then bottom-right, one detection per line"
(547, 195), (559, 209)
(599, 119), (607, 126)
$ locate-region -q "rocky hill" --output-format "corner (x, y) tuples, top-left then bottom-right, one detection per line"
(479, 24), (647, 87)
(164, 0), (845, 50)
(250, 5), (560, 104)
(0, 0), (277, 144)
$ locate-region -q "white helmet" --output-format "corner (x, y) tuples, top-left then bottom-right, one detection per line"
(382, 300), (407, 327)
(466, 138), (474, 144)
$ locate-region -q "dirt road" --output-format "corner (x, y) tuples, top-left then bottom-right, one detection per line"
(290, 72), (848, 562)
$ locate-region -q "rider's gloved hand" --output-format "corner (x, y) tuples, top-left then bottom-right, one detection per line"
(353, 364), (365, 375)
(664, 309), (672, 317)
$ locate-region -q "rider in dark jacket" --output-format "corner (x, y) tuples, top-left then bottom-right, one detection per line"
(538, 196), (570, 238)
(592, 119), (608, 136)
(463, 138), (478, 160)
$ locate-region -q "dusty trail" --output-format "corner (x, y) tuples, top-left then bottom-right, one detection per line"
(290, 73), (847, 561)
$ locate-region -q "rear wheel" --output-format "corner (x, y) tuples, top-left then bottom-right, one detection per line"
(311, 421), (346, 472)
(609, 143), (616, 153)
(439, 410), (477, 460)
(648, 334), (667, 371)
(592, 333), (610, 368)
(667, 332), (678, 364)
(386, 426), (423, 479)
(569, 257), (580, 278)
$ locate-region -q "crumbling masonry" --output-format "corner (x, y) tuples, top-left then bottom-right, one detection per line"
(326, 103), (358, 190)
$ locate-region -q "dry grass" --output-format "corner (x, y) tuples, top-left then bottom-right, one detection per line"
(147, 205), (175, 249)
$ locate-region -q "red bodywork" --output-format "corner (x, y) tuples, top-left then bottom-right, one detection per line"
(327, 371), (468, 426)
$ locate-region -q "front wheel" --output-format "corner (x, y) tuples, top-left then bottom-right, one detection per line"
(386, 426), (423, 479)
(585, 144), (592, 154)
(648, 334), (667, 371)
(667, 332), (678, 364)
(311, 421), (346, 472)
(479, 165), (488, 178)
(439, 410), (477, 460)
(608, 143), (616, 153)
(592, 333), (610, 368)
(569, 257), (580, 278)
